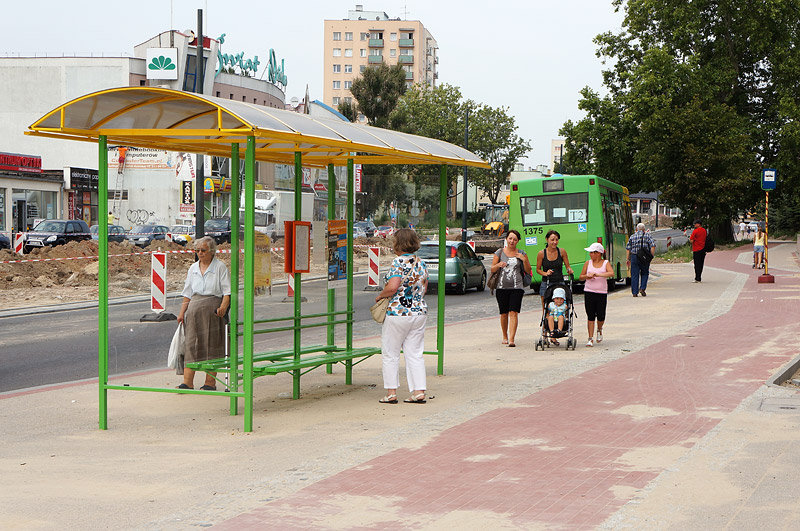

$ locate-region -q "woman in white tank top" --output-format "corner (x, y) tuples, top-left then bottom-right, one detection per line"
(579, 242), (614, 347)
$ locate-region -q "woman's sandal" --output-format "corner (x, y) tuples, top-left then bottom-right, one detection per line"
(378, 394), (398, 404)
(199, 385), (217, 391)
(176, 383), (193, 389)
(501, 339), (509, 345)
(404, 393), (427, 404)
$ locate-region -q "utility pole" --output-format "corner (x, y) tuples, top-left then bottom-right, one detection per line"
(195, 8), (205, 239)
(461, 108), (469, 242)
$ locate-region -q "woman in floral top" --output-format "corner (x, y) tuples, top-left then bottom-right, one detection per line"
(374, 228), (429, 404)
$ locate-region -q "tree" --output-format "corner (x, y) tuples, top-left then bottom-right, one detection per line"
(337, 100), (357, 122)
(349, 63), (407, 128)
(391, 84), (530, 206)
(560, 0), (800, 235)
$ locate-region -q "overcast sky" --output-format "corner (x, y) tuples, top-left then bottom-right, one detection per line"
(1, 0), (624, 168)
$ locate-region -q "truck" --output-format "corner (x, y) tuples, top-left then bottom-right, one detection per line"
(481, 202), (509, 237)
(239, 189), (315, 240)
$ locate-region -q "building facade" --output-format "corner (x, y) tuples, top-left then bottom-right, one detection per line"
(323, 5), (438, 117)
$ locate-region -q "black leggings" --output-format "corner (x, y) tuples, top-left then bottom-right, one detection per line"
(583, 291), (607, 322)
(496, 288), (524, 314)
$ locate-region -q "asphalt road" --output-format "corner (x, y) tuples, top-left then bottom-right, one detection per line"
(0, 274), (511, 393)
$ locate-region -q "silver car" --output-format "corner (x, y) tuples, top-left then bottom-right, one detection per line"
(418, 241), (487, 294)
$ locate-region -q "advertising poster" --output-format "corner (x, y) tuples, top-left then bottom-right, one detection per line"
(328, 219), (348, 287)
(253, 232), (272, 296)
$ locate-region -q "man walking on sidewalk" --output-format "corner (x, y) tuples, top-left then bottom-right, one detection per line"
(689, 219), (707, 282)
(626, 223), (655, 296)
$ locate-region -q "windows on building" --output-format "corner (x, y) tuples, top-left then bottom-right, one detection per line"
(370, 49), (383, 56)
(344, 64), (353, 73)
(345, 48), (353, 57)
(333, 32), (341, 41)
(360, 49), (367, 57)
(332, 48), (341, 57)
(332, 97), (340, 105)
(333, 64), (341, 73)
(360, 32), (369, 40)
(333, 80), (341, 89)
(344, 97), (352, 104)
(390, 49), (396, 57)
(344, 80), (352, 89)
(345, 32), (353, 41)
(360, 65), (366, 73)
(390, 33), (397, 41)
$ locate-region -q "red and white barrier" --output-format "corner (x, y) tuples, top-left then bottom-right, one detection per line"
(287, 273), (295, 298)
(367, 247), (380, 288)
(14, 233), (24, 254)
(165, 233), (173, 243)
(150, 252), (166, 312)
(467, 240), (475, 251)
(666, 236), (672, 250)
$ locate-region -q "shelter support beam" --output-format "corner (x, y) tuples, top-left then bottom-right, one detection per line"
(99, 135), (109, 429)
(243, 137), (255, 432)
(437, 165), (446, 375)
(229, 143), (240, 415)
(346, 159), (355, 384)
(293, 151), (302, 399)
(326, 163), (336, 374)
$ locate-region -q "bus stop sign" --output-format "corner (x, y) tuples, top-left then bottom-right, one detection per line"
(762, 169), (777, 190)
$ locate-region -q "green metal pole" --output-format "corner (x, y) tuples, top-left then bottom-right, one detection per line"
(243, 137), (255, 432)
(98, 135), (109, 430)
(293, 151), (302, 399)
(346, 159), (354, 384)
(437, 165), (446, 375)
(326, 163), (336, 374)
(229, 143), (240, 415)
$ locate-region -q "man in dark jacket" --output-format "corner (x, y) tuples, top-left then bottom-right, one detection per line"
(689, 219), (707, 283)
(626, 223), (656, 296)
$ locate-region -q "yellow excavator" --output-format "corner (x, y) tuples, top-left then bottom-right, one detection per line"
(481, 200), (509, 237)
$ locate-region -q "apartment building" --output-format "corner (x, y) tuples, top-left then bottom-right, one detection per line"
(323, 5), (438, 119)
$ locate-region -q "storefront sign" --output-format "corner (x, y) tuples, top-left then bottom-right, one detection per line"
(66, 167), (99, 191)
(108, 147), (189, 171)
(180, 180), (195, 212)
(354, 164), (362, 193)
(0, 152), (42, 173)
(146, 48), (179, 80)
(214, 34), (287, 88)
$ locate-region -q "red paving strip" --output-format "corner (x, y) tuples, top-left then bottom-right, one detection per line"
(215, 245), (800, 529)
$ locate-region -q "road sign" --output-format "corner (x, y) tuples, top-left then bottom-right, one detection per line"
(762, 169), (777, 190)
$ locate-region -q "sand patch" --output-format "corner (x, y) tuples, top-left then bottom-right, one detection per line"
(615, 445), (689, 471)
(611, 404), (680, 420)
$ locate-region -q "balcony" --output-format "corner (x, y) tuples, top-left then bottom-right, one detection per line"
(368, 56), (384, 64)
(398, 55), (414, 64)
(399, 38), (414, 48)
(368, 39), (384, 47)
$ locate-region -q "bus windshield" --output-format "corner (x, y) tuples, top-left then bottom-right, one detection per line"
(519, 192), (588, 226)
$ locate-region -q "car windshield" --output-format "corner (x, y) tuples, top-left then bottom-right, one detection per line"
(33, 221), (66, 232)
(90, 225), (99, 234)
(171, 226), (189, 234)
(130, 225), (153, 234)
(417, 244), (452, 259)
(205, 219), (229, 230)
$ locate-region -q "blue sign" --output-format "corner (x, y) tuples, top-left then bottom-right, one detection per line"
(761, 169), (777, 190)
(578, 223), (587, 233)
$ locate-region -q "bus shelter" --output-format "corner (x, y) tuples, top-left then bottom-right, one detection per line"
(27, 87), (489, 432)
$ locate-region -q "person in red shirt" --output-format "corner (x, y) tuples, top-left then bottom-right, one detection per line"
(689, 219), (707, 283)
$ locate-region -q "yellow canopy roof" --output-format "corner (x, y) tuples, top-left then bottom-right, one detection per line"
(27, 87), (489, 169)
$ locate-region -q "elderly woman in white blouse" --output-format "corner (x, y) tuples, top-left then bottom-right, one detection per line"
(177, 236), (230, 390)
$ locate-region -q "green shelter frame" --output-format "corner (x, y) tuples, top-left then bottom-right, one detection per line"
(27, 87), (489, 432)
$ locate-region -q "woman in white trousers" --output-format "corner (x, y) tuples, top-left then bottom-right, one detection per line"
(374, 228), (429, 404)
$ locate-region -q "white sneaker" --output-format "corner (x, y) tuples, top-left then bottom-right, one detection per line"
(586, 338), (594, 347)
(597, 331), (603, 343)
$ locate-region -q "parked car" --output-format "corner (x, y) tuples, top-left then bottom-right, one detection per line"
(90, 224), (127, 243)
(418, 241), (487, 294)
(125, 224), (169, 247)
(23, 219), (92, 253)
(354, 220), (376, 237)
(353, 225), (368, 239)
(204, 218), (232, 244)
(0, 232), (10, 250)
(169, 224), (195, 246)
(375, 225), (394, 238)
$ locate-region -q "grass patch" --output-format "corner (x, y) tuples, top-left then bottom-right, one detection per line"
(654, 243), (692, 263)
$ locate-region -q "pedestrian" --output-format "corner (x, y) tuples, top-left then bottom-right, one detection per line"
(688, 219), (708, 283)
(738, 220), (746, 241)
(491, 229), (533, 347)
(374, 228), (429, 404)
(625, 222), (656, 297)
(753, 225), (766, 269)
(579, 242), (614, 347)
(535, 230), (574, 308)
(177, 236), (231, 390)
(107, 211), (114, 225)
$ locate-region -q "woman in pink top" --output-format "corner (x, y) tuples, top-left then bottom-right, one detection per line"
(579, 242), (615, 347)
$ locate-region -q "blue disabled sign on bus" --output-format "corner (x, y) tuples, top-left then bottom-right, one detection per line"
(761, 168), (777, 190)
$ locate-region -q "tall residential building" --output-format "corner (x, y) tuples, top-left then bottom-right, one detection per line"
(323, 5), (439, 119)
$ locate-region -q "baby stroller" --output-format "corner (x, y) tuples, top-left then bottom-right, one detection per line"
(534, 275), (577, 351)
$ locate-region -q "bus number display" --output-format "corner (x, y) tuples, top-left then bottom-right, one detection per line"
(523, 227), (543, 235)
(568, 209), (587, 222)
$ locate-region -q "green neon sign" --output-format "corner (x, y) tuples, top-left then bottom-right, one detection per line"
(214, 33), (288, 88)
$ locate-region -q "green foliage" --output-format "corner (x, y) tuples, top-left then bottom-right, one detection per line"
(349, 63), (407, 128)
(337, 100), (358, 122)
(561, 0), (800, 234)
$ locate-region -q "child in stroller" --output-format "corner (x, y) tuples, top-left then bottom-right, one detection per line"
(535, 276), (577, 350)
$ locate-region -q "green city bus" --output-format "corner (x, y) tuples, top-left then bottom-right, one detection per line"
(509, 174), (634, 289)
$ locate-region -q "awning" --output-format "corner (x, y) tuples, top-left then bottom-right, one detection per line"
(27, 87), (489, 169)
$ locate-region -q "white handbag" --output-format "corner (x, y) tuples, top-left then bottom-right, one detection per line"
(370, 297), (390, 324)
(167, 323), (185, 370)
